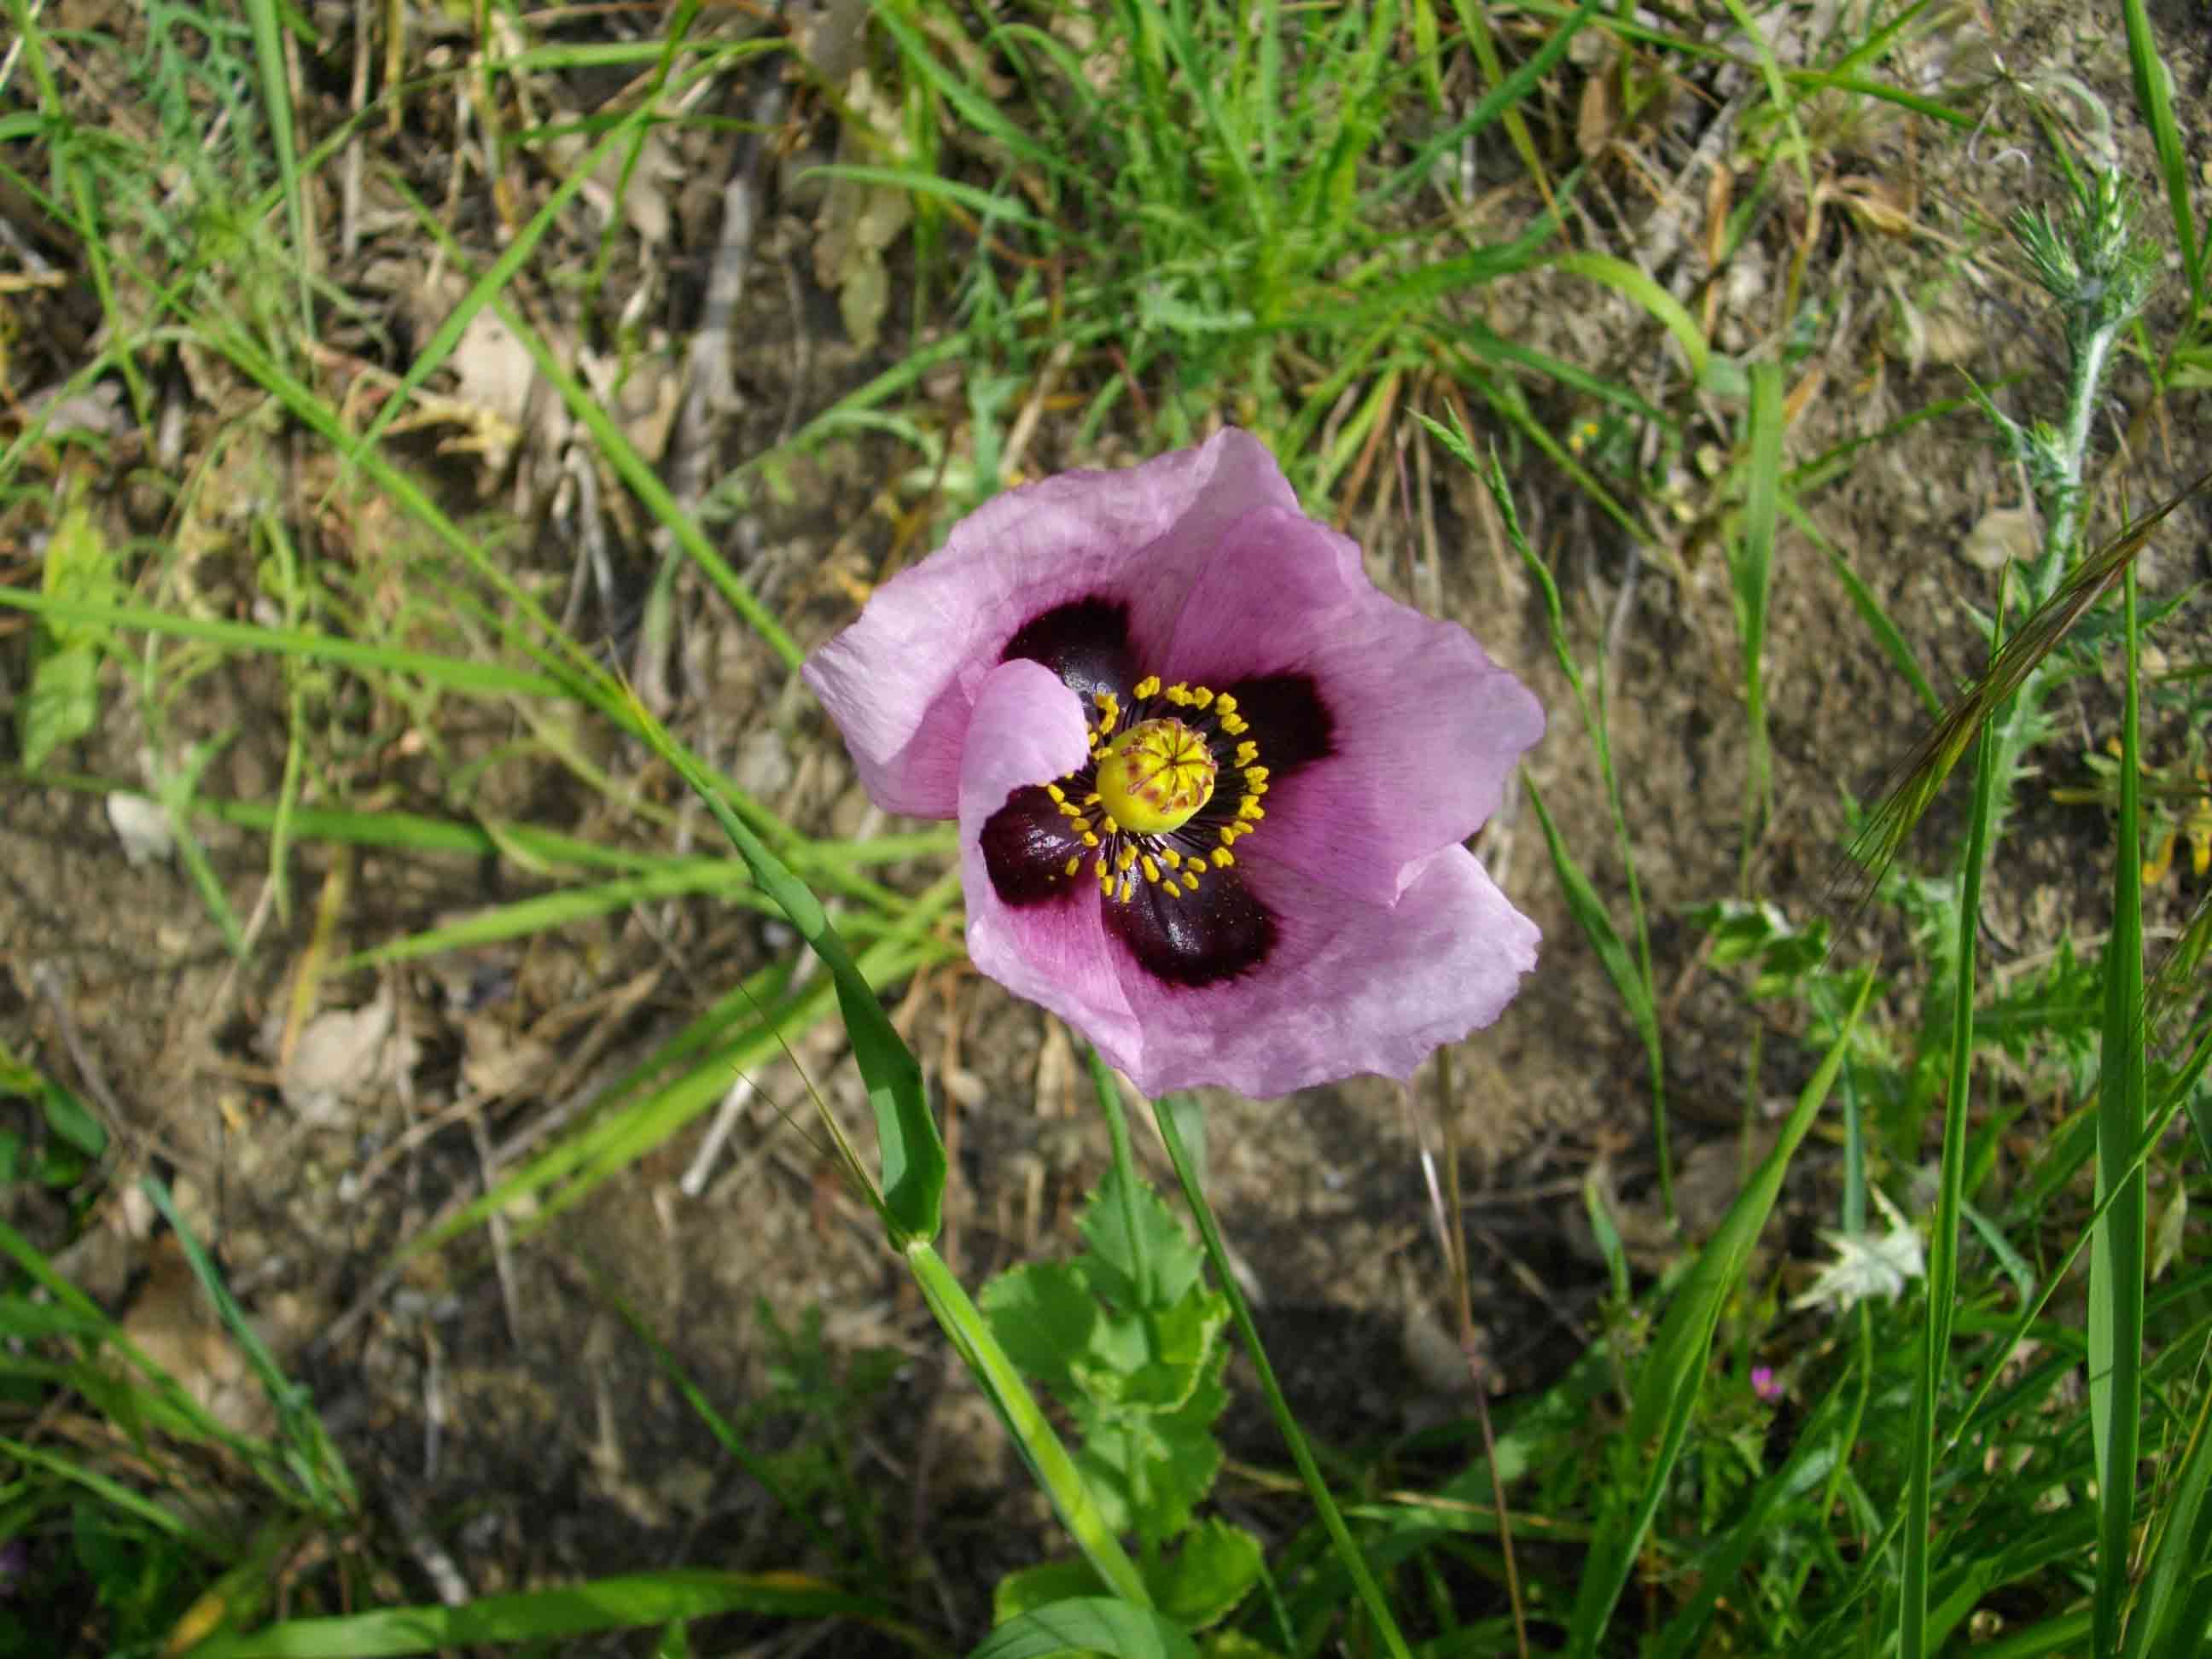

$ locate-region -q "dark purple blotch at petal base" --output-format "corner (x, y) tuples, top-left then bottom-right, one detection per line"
(1222, 672), (1333, 777)
(979, 786), (1088, 907)
(1002, 597), (1138, 704)
(1104, 865), (1276, 987)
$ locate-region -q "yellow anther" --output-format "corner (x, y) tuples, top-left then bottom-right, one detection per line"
(1211, 847), (1235, 868)
(1046, 783), (1065, 803)
(1244, 766), (1269, 784)
(1116, 844), (1138, 872)
(1102, 813), (1121, 835)
(1160, 848), (1182, 870)
(1238, 796), (1266, 820)
(1118, 878), (1134, 904)
(1068, 814), (1090, 832)
(1213, 692), (1237, 714)
(1220, 714), (1249, 736)
(1190, 685), (1214, 708)
(1081, 831), (1100, 847)
(1165, 683), (1190, 704)
(1182, 870), (1199, 891)
(1063, 855), (1080, 876)
(1134, 674), (1161, 700)
(1234, 741), (1258, 766)
(1142, 856), (1161, 883)
(1220, 826), (1237, 846)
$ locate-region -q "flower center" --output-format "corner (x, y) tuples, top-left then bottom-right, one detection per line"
(1035, 675), (1270, 905)
(1095, 718), (1216, 835)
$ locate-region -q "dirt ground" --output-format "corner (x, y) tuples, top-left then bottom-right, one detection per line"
(3, 0), (2209, 1643)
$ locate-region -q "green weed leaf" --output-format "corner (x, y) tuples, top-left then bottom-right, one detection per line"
(1144, 1518), (1262, 1632)
(1073, 1345), (1228, 1544)
(20, 643), (98, 771)
(992, 1558), (1106, 1627)
(20, 500), (115, 770)
(981, 1262), (1098, 1395)
(1079, 1167), (1205, 1312)
(0, 1040), (105, 1159)
(969, 1598), (1199, 1659)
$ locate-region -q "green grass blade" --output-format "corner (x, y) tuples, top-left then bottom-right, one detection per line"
(0, 1435), (210, 1548)
(140, 1175), (357, 1518)
(1902, 580), (2007, 1659)
(636, 698), (945, 1243)
(1547, 250), (1712, 387)
(902, 1243), (1150, 1610)
(577, 1255), (843, 1564)
(1784, 498), (1940, 716)
(2122, 1365), (2212, 1657)
(1379, 0), (1599, 202)
(1567, 969), (1876, 1654)
(191, 1571), (908, 1658)
(2122, 0), (2203, 308)
(0, 588), (567, 699)
(2090, 564), (2148, 1656)
(350, 120), (629, 465)
(1525, 775), (1662, 1109)
(240, 0), (310, 335)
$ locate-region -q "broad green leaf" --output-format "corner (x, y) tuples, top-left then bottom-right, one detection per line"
(20, 500), (116, 770)
(20, 641), (98, 771)
(1079, 1166), (1205, 1313)
(981, 1262), (1098, 1395)
(1145, 1519), (1261, 1632)
(1074, 1348), (1228, 1545)
(1074, 1291), (1229, 1416)
(992, 1558), (1104, 1627)
(38, 501), (117, 651)
(968, 1597), (1199, 1659)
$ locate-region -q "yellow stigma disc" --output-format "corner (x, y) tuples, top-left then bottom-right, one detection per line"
(1093, 717), (1217, 836)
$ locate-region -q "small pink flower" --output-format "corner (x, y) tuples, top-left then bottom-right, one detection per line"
(804, 430), (1543, 1098)
(1751, 1365), (1782, 1402)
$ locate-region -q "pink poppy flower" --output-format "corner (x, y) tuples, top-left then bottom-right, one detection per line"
(803, 429), (1543, 1098)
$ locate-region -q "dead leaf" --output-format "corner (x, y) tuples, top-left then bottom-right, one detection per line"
(281, 987), (405, 1122)
(106, 792), (174, 866)
(812, 68), (913, 351)
(1961, 505), (2041, 572)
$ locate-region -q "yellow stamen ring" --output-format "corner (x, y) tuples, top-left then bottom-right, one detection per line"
(1039, 674), (1269, 899)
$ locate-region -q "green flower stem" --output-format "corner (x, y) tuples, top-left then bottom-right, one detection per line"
(1087, 1049), (1155, 1310)
(1149, 1096), (1414, 1659)
(900, 1241), (1151, 1609)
